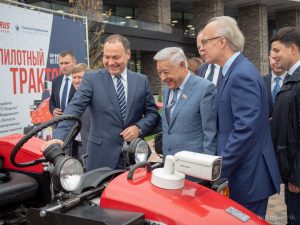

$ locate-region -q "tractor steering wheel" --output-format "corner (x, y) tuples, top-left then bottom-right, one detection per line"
(10, 115), (82, 168)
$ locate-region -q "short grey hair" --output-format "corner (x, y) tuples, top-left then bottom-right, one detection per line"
(208, 16), (245, 52)
(153, 47), (188, 67)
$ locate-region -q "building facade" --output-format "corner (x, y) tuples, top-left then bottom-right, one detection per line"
(16, 0), (300, 94)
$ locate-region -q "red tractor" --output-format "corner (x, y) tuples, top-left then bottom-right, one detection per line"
(0, 115), (269, 225)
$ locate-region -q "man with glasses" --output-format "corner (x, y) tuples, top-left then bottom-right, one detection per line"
(200, 16), (281, 218)
(196, 31), (222, 86)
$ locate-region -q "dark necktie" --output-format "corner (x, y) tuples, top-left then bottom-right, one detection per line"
(116, 75), (126, 121)
(272, 77), (281, 104)
(207, 64), (215, 81)
(166, 89), (178, 124)
(61, 77), (69, 111)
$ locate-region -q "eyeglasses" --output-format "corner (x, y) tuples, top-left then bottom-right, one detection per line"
(201, 36), (222, 45)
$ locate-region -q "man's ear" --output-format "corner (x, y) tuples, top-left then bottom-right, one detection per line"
(127, 50), (131, 60)
(290, 43), (299, 56)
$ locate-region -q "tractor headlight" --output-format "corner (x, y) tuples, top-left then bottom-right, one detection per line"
(123, 138), (151, 165)
(58, 158), (83, 192)
(43, 144), (83, 192)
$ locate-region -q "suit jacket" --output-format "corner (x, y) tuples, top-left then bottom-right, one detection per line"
(80, 107), (90, 154)
(197, 63), (222, 85)
(49, 75), (76, 114)
(162, 74), (217, 157)
(197, 63), (209, 77)
(217, 54), (281, 204)
(263, 73), (273, 117)
(53, 69), (160, 170)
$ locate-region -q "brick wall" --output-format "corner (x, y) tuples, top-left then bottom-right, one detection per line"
(239, 4), (269, 75)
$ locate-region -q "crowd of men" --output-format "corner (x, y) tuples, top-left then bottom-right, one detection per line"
(42, 16), (300, 225)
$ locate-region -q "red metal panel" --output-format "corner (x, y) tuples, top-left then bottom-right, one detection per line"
(101, 168), (269, 225)
(0, 134), (44, 173)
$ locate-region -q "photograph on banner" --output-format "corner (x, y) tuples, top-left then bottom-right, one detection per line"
(0, 3), (88, 138)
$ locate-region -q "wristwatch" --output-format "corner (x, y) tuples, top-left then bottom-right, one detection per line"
(138, 128), (143, 137)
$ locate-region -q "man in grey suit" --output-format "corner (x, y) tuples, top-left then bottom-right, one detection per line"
(153, 47), (217, 157)
(43, 34), (160, 171)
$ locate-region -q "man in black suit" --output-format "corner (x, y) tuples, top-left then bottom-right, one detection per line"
(263, 53), (287, 117)
(196, 30), (221, 85)
(49, 50), (76, 117)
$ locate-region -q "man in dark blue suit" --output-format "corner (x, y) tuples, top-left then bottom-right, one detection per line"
(263, 53), (287, 118)
(201, 16), (281, 218)
(43, 34), (160, 171)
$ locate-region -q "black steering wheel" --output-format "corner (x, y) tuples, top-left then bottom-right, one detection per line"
(10, 115), (82, 168)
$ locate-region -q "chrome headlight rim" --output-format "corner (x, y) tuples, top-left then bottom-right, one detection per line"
(123, 138), (151, 165)
(53, 157), (83, 192)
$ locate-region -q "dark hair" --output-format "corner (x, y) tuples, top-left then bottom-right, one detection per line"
(59, 50), (76, 59)
(104, 34), (130, 52)
(270, 26), (300, 49)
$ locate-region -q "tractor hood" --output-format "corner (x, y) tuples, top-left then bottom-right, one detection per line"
(101, 168), (269, 225)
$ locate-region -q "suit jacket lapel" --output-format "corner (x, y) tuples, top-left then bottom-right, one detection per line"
(125, 70), (137, 123)
(217, 54), (243, 107)
(102, 71), (123, 122)
(169, 75), (196, 128)
(163, 86), (170, 126)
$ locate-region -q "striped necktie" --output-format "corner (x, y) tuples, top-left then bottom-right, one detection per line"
(166, 89), (178, 124)
(116, 75), (126, 121)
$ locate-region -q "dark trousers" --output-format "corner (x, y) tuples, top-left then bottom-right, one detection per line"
(242, 198), (269, 219)
(285, 184), (300, 225)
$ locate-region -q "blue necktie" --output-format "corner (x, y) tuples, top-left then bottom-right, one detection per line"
(207, 64), (215, 81)
(166, 89), (178, 124)
(116, 76), (126, 121)
(272, 77), (281, 104)
(61, 77), (69, 111)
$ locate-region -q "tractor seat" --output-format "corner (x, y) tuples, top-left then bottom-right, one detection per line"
(0, 171), (38, 208)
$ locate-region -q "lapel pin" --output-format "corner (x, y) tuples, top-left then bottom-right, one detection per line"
(182, 94), (188, 100)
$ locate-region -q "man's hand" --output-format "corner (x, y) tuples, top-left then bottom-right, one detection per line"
(53, 108), (63, 117)
(288, 182), (300, 193)
(120, 125), (139, 142)
(41, 139), (63, 151)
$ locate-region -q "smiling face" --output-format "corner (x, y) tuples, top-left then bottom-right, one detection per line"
(271, 41), (294, 71)
(269, 52), (286, 76)
(103, 41), (130, 76)
(156, 60), (187, 90)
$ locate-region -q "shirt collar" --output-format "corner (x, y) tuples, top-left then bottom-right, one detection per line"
(222, 52), (241, 76)
(271, 71), (287, 80)
(111, 68), (128, 81)
(64, 75), (72, 82)
(178, 71), (191, 91)
(288, 60), (300, 76)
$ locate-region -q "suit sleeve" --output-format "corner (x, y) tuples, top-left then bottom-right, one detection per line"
(221, 72), (262, 178)
(135, 77), (160, 135)
(200, 82), (217, 155)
